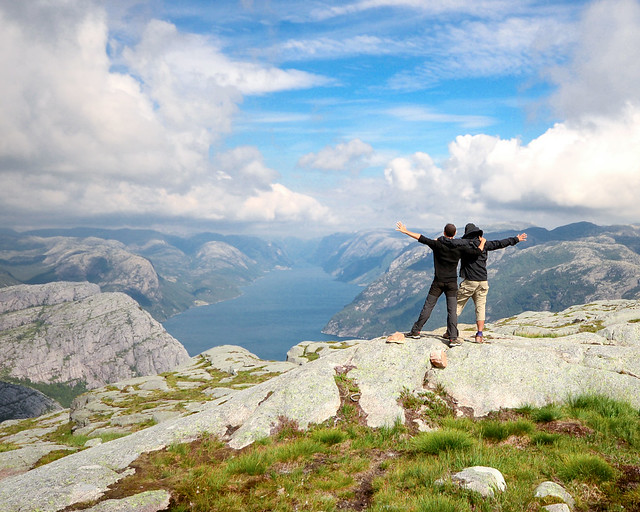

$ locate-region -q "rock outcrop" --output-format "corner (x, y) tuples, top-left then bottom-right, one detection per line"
(1, 299), (640, 511)
(0, 228), (293, 321)
(323, 225), (640, 338)
(0, 382), (62, 422)
(0, 282), (190, 389)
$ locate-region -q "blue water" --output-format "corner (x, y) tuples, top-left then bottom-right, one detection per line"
(163, 266), (362, 361)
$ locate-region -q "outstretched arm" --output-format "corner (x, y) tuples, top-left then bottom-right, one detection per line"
(485, 232), (527, 251)
(396, 221), (422, 241)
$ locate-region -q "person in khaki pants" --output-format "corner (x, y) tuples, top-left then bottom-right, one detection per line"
(454, 223), (527, 343)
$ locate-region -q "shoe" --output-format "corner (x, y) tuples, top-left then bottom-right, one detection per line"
(475, 331), (484, 343)
(405, 331), (421, 339)
(448, 338), (463, 347)
(441, 332), (450, 340)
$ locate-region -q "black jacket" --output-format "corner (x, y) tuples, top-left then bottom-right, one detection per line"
(459, 223), (519, 281)
(418, 235), (479, 283)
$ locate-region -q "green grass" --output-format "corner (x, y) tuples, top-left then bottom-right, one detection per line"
(409, 429), (475, 454)
(69, 393), (640, 512)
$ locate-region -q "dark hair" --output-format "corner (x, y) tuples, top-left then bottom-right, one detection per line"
(444, 223), (456, 237)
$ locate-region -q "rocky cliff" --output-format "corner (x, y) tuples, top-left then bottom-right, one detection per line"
(0, 282), (190, 390)
(0, 382), (62, 422)
(324, 226), (640, 338)
(0, 228), (292, 321)
(1, 299), (639, 511)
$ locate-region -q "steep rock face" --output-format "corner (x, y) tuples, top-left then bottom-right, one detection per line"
(194, 241), (255, 272)
(314, 230), (411, 285)
(41, 237), (162, 303)
(325, 233), (640, 338)
(0, 382), (62, 422)
(0, 282), (100, 315)
(0, 282), (190, 388)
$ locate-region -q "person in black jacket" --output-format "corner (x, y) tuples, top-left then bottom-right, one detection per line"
(396, 221), (485, 346)
(454, 223), (527, 343)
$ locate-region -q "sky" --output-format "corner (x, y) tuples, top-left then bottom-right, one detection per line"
(1, 0), (640, 238)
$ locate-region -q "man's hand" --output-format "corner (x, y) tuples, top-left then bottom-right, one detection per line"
(395, 221), (408, 234)
(396, 221), (421, 241)
(478, 236), (486, 251)
(517, 233), (527, 242)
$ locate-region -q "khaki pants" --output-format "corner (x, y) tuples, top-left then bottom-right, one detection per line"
(456, 280), (489, 322)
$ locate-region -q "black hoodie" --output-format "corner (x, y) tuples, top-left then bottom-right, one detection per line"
(417, 234), (478, 282)
(459, 223), (520, 281)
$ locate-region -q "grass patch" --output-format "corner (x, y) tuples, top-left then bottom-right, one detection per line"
(34, 448), (77, 467)
(559, 454), (616, 483)
(409, 429), (474, 454)
(43, 422), (91, 447)
(531, 404), (564, 423)
(79, 393), (640, 512)
(0, 442), (20, 452)
(567, 393), (640, 448)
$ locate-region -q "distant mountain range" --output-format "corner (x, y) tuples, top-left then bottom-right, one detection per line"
(2, 222), (640, 340)
(319, 222), (640, 338)
(0, 227), (292, 321)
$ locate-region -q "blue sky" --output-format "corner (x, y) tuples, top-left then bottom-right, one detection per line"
(1, 0), (639, 237)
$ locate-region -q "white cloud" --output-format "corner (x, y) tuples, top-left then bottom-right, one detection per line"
(384, 153), (440, 192)
(548, 0), (640, 120)
(388, 16), (573, 90)
(0, 1), (331, 230)
(310, 0), (516, 21)
(298, 139), (374, 171)
(386, 106), (494, 129)
(382, 105), (640, 222)
(239, 183), (336, 223)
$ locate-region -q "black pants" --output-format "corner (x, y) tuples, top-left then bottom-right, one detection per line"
(411, 280), (459, 339)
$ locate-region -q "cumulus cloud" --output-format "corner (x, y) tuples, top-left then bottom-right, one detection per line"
(298, 139), (374, 171)
(240, 184), (336, 223)
(0, 1), (330, 230)
(384, 153), (440, 192)
(382, 105), (640, 223)
(379, 0), (640, 227)
(548, 0), (640, 120)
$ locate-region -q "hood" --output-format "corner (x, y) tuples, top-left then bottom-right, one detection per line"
(462, 223), (483, 239)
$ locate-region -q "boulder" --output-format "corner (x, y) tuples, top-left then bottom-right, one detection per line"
(0, 382), (62, 422)
(429, 348), (447, 368)
(534, 481), (575, 510)
(386, 332), (405, 344)
(449, 466), (506, 498)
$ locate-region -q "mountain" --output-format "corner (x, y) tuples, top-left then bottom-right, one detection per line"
(0, 282), (190, 397)
(312, 229), (412, 285)
(322, 223), (640, 338)
(1, 298), (640, 511)
(0, 381), (62, 422)
(0, 228), (292, 321)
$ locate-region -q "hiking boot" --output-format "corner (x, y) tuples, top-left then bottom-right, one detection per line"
(405, 331), (421, 339)
(441, 332), (450, 340)
(448, 338), (463, 347)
